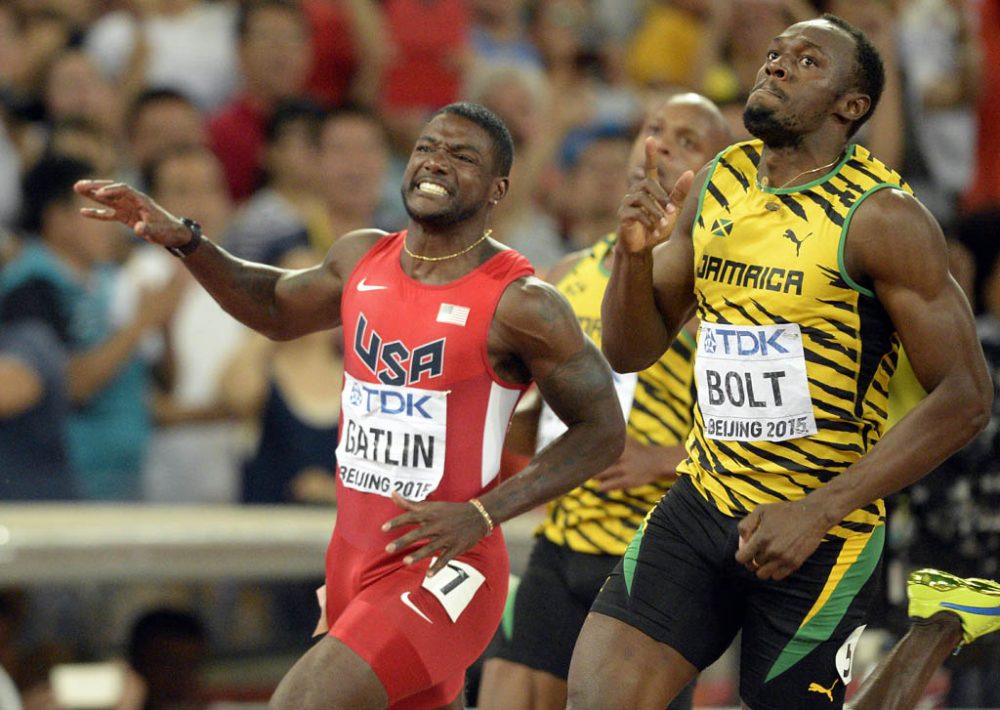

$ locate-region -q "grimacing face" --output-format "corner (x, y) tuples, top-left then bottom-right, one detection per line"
(743, 20), (859, 148)
(401, 113), (502, 229)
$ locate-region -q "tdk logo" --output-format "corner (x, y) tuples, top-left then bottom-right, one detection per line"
(352, 381), (434, 419)
(705, 327), (789, 356)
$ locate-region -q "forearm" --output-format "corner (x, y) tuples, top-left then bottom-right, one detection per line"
(602, 245), (676, 372)
(479, 415), (626, 525)
(181, 239), (291, 340)
(807, 374), (990, 525)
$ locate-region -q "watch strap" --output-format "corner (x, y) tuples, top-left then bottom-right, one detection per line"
(166, 218), (203, 258)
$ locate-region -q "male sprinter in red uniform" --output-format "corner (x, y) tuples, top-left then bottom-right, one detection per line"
(75, 102), (626, 710)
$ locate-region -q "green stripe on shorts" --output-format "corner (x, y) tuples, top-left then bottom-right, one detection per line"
(622, 514), (651, 596)
(765, 525), (884, 682)
(501, 574), (521, 641)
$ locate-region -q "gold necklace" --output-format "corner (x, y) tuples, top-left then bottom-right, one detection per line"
(760, 153), (843, 212)
(403, 229), (492, 262)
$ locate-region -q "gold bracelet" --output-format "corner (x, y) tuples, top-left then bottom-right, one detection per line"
(468, 498), (495, 534)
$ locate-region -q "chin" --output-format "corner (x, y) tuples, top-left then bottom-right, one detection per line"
(742, 105), (801, 149)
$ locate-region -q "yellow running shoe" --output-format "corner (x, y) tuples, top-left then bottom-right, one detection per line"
(907, 568), (1000, 646)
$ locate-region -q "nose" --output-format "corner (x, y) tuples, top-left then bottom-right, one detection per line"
(421, 149), (449, 174)
(765, 57), (787, 80)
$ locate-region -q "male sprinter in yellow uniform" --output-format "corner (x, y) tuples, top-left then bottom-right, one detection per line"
(478, 94), (731, 710)
(569, 14), (992, 710)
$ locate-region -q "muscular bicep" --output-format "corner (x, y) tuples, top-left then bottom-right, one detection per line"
(492, 278), (620, 430)
(272, 229), (382, 339)
(850, 190), (985, 393)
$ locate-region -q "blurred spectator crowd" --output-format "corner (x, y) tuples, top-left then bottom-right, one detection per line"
(0, 0), (998, 706)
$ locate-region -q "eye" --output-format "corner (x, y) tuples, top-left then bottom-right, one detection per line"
(415, 144), (431, 153)
(800, 55), (816, 67)
(646, 123), (664, 136)
(679, 136), (697, 150)
(767, 50), (779, 61)
(457, 154), (476, 164)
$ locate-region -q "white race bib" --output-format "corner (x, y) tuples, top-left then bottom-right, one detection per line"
(536, 370), (638, 452)
(421, 558), (485, 622)
(695, 322), (817, 442)
(336, 373), (447, 501)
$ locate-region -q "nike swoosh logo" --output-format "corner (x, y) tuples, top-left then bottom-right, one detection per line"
(400, 591), (433, 623)
(357, 278), (388, 292)
(940, 602), (1000, 615)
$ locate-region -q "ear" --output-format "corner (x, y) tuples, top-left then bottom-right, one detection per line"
(489, 177), (509, 207)
(835, 91), (871, 128)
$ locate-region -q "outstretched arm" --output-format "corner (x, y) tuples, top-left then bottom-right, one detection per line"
(75, 180), (377, 340)
(736, 189), (992, 580)
(602, 139), (702, 372)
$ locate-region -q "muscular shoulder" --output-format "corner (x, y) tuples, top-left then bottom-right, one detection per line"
(844, 188), (949, 291)
(489, 275), (584, 383)
(323, 228), (390, 279)
(494, 275), (579, 342)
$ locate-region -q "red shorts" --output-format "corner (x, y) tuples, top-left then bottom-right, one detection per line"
(324, 530), (509, 708)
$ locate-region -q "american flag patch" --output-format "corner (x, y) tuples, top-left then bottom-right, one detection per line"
(437, 303), (470, 326)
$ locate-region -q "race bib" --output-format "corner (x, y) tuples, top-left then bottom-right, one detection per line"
(421, 558), (485, 622)
(695, 322), (817, 442)
(336, 373), (447, 501)
(536, 370), (638, 452)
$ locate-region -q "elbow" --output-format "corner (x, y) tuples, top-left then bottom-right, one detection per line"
(952, 374), (994, 445)
(604, 411), (628, 463)
(967, 381), (994, 439)
(601, 342), (654, 375)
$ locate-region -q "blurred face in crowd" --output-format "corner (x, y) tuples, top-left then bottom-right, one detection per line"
(628, 94), (732, 188)
(150, 150), (233, 236)
(239, 5), (311, 102)
(480, 75), (541, 149)
(319, 113), (388, 219)
(48, 123), (118, 177)
(564, 136), (631, 220)
(44, 50), (119, 131)
(0, 6), (24, 86)
(129, 97), (207, 170)
(266, 116), (321, 193)
(46, 194), (120, 269)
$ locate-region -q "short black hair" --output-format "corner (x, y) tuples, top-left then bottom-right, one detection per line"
(237, 0), (305, 40)
(265, 97), (325, 145)
(126, 88), (198, 136)
(20, 155), (93, 234)
(431, 102), (514, 177)
(821, 13), (885, 138)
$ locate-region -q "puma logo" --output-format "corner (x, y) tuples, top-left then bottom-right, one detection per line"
(782, 229), (812, 256)
(807, 678), (839, 702)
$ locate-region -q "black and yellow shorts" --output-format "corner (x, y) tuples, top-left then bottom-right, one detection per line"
(591, 475), (884, 710)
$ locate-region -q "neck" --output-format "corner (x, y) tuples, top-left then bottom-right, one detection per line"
(405, 219), (489, 250)
(757, 134), (848, 189)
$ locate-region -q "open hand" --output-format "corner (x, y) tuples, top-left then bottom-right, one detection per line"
(618, 138), (693, 254)
(74, 180), (191, 249)
(382, 491), (492, 576)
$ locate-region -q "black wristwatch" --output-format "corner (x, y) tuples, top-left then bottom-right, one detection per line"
(166, 218), (203, 258)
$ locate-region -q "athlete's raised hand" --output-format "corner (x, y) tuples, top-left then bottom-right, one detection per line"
(735, 499), (831, 580)
(382, 491), (494, 576)
(74, 179), (192, 249)
(617, 138), (693, 254)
